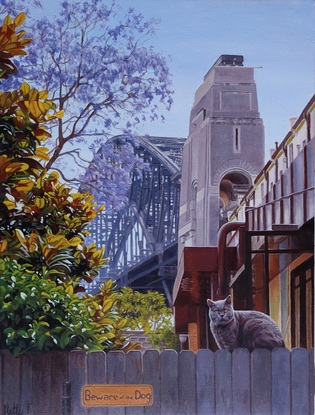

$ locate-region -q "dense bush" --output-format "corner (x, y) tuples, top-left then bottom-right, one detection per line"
(0, 259), (132, 356)
(0, 13), (132, 356)
(0, 12), (176, 356)
(116, 288), (179, 351)
(0, 259), (101, 355)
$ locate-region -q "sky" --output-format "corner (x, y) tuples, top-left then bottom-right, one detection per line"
(114, 0), (315, 159)
(36, 0), (314, 161)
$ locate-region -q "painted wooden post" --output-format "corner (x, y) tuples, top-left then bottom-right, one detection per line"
(62, 381), (71, 415)
(107, 350), (126, 415)
(232, 348), (250, 415)
(271, 347), (291, 415)
(215, 349), (233, 415)
(143, 350), (161, 415)
(196, 349), (215, 415)
(251, 349), (272, 415)
(291, 348), (311, 415)
(160, 349), (178, 415)
(178, 350), (196, 415)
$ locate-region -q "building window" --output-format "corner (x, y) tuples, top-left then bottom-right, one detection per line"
(291, 259), (314, 349)
(233, 126), (241, 153)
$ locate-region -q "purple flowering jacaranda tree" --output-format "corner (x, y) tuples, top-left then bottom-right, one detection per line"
(0, 0), (173, 209)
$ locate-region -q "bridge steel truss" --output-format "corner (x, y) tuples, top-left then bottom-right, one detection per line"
(87, 136), (185, 305)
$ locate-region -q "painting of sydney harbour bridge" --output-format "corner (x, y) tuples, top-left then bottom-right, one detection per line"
(85, 135), (185, 304)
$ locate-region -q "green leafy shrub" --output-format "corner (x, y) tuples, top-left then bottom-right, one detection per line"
(0, 13), (161, 357)
(116, 288), (180, 351)
(83, 280), (139, 352)
(0, 258), (102, 356)
(0, 259), (134, 356)
(0, 13), (128, 356)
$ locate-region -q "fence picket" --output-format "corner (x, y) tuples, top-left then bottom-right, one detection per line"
(309, 350), (314, 415)
(87, 351), (107, 415)
(143, 350), (161, 415)
(52, 351), (69, 415)
(20, 351), (32, 415)
(2, 351), (21, 415)
(215, 349), (233, 415)
(251, 349), (271, 415)
(107, 350), (126, 415)
(160, 349), (178, 415)
(196, 349), (215, 415)
(271, 348), (291, 415)
(69, 351), (88, 415)
(291, 348), (310, 415)
(232, 348), (250, 415)
(30, 352), (53, 415)
(178, 350), (196, 415)
(126, 351), (144, 415)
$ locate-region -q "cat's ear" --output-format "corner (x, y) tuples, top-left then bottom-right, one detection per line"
(207, 299), (215, 308)
(225, 295), (232, 305)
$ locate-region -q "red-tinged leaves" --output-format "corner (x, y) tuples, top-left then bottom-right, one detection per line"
(0, 13), (31, 79)
(0, 9), (129, 357)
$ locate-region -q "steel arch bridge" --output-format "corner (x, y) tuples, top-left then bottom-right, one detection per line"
(86, 136), (185, 305)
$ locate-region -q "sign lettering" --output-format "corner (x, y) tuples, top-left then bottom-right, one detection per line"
(82, 384), (153, 407)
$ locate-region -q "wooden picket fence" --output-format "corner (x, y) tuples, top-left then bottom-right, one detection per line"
(0, 348), (313, 415)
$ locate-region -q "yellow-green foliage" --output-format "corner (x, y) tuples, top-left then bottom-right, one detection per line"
(0, 13), (32, 79)
(0, 13), (130, 356)
(0, 260), (132, 356)
(0, 13), (106, 290)
(116, 288), (179, 351)
(83, 280), (139, 352)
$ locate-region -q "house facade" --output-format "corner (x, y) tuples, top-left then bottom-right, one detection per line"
(173, 56), (314, 351)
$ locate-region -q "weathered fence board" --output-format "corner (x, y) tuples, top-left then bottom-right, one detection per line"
(107, 350), (126, 415)
(20, 351), (32, 415)
(69, 350), (88, 415)
(2, 351), (21, 415)
(215, 349), (233, 415)
(178, 350), (196, 415)
(143, 350), (160, 415)
(87, 351), (107, 415)
(125, 351), (144, 415)
(31, 352), (52, 415)
(251, 349), (272, 415)
(232, 348), (250, 415)
(272, 347), (291, 415)
(0, 348), (313, 415)
(160, 349), (178, 415)
(291, 348), (311, 415)
(196, 349), (215, 415)
(52, 352), (69, 414)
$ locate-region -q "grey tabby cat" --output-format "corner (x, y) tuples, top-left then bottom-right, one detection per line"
(207, 295), (285, 352)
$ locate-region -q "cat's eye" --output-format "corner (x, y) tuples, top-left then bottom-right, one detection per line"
(214, 310), (220, 314)
(224, 309), (228, 314)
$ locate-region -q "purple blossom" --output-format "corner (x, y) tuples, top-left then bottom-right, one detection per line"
(0, 0), (173, 208)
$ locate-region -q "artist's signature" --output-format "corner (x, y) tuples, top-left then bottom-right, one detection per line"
(3, 404), (24, 415)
